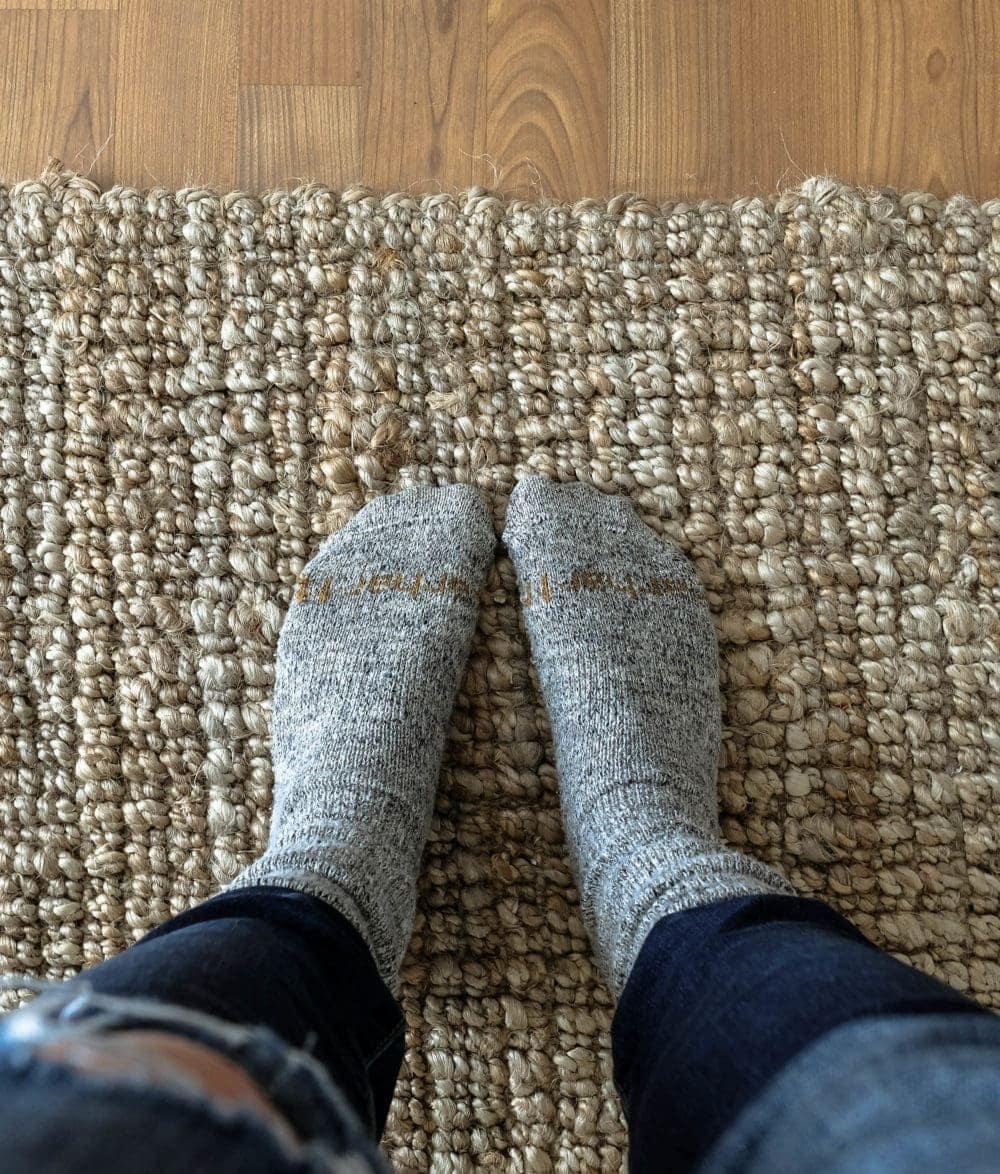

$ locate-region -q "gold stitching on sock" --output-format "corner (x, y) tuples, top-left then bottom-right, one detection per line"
(295, 570), (473, 604)
(518, 568), (698, 607)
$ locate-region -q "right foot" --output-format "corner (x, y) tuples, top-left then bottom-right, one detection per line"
(503, 475), (792, 997)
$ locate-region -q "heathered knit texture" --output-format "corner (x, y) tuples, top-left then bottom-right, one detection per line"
(226, 484), (496, 990)
(503, 475), (794, 998)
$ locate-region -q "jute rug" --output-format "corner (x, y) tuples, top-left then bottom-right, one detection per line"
(0, 170), (998, 1170)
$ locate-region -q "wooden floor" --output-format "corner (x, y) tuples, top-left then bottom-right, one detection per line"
(0, 0), (997, 200)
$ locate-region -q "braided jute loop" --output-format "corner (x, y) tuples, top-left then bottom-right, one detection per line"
(0, 171), (998, 1170)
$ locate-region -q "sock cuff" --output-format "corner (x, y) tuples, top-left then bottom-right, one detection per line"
(611, 860), (795, 997)
(225, 860), (409, 992)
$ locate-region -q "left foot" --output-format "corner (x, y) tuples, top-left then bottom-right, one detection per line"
(229, 484), (496, 987)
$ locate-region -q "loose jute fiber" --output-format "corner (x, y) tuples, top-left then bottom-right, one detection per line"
(0, 171), (998, 1170)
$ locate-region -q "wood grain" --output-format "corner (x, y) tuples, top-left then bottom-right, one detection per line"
(0, 0), (997, 199)
(240, 0), (360, 85)
(611, 0), (731, 198)
(239, 85), (359, 189)
(361, 0), (486, 191)
(885, 0), (980, 196)
(0, 10), (116, 184)
(114, 0), (238, 188)
(968, 0), (1000, 175)
(486, 0), (608, 197)
(732, 0), (980, 197)
(0, 1), (117, 9)
(730, 0), (860, 192)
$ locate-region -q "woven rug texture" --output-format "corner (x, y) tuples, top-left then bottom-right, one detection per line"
(0, 172), (998, 1171)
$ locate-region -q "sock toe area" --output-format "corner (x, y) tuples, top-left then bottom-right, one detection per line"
(504, 478), (703, 600)
(504, 474), (640, 545)
(354, 481), (493, 532)
(314, 482), (496, 576)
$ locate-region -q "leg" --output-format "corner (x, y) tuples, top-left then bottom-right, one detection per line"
(0, 483), (496, 1170)
(503, 474), (794, 998)
(612, 893), (991, 1170)
(503, 475), (998, 1173)
(62, 885), (405, 1137)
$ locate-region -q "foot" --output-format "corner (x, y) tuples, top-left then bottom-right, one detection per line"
(503, 475), (792, 997)
(228, 484), (496, 989)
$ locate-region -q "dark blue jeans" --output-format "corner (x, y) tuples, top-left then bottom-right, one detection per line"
(0, 887), (404, 1172)
(76, 886), (405, 1139)
(0, 888), (996, 1172)
(612, 895), (990, 1171)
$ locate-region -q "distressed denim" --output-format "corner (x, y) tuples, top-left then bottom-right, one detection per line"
(1, 888), (999, 1172)
(0, 886), (403, 1172)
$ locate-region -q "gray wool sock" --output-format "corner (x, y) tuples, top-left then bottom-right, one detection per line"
(503, 475), (794, 998)
(227, 484), (496, 989)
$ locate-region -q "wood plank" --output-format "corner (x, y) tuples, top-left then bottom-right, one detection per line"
(0, 0), (997, 204)
(240, 0), (360, 85)
(610, 0), (731, 199)
(114, 0), (238, 188)
(0, 10), (115, 184)
(238, 84), (359, 189)
(731, 0), (979, 199)
(729, 0), (861, 195)
(877, 0), (979, 196)
(0, 1), (116, 9)
(486, 0), (608, 197)
(969, 0), (1000, 195)
(361, 0), (486, 191)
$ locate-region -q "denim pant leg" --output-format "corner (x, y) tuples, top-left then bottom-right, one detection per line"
(611, 894), (989, 1173)
(0, 886), (405, 1171)
(65, 885), (406, 1139)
